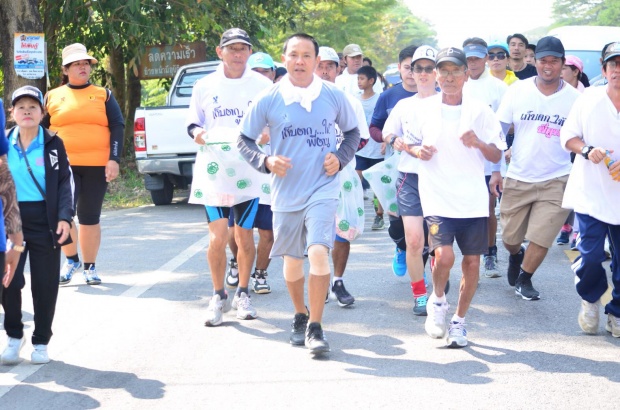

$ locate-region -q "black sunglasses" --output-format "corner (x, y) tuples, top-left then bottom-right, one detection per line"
(488, 52), (507, 60)
(412, 65), (435, 73)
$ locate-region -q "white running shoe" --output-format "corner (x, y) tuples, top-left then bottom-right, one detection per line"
(425, 293), (449, 339)
(31, 345), (50, 364)
(446, 321), (468, 348)
(233, 292), (257, 320)
(204, 294), (231, 327)
(578, 299), (600, 335)
(1, 337), (25, 365)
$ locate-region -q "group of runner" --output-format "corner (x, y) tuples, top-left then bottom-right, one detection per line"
(187, 27), (620, 356)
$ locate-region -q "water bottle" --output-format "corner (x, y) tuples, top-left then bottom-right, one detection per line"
(604, 150), (619, 179)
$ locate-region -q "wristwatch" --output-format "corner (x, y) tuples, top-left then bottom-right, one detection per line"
(8, 240), (25, 253)
(388, 135), (398, 147)
(581, 145), (594, 159)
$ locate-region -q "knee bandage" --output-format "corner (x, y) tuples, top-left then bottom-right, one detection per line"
(283, 256), (305, 281)
(308, 245), (330, 276)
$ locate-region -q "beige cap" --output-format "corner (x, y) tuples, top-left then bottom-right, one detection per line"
(343, 44), (363, 57)
(62, 43), (98, 66)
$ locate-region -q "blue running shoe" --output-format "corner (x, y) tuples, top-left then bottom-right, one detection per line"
(392, 247), (407, 277)
(59, 259), (82, 285)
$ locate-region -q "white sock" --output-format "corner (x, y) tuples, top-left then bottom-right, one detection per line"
(333, 277), (343, 286)
(451, 314), (465, 324)
(434, 294), (447, 304)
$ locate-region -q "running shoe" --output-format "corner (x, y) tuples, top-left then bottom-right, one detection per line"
(425, 293), (449, 338)
(331, 280), (355, 307)
(413, 294), (428, 316)
(233, 292), (257, 320)
(606, 313), (620, 338)
(1, 337), (25, 365)
(59, 259), (82, 285)
(83, 266), (101, 285)
(578, 299), (600, 335)
(251, 269), (271, 294)
(305, 322), (330, 354)
(371, 215), (385, 230)
(483, 254), (501, 278)
(31, 345), (50, 365)
(392, 247), (407, 277)
(225, 259), (239, 289)
(290, 312), (309, 346)
(507, 245), (525, 286)
(446, 321), (468, 348)
(515, 273), (540, 300)
(204, 293), (232, 327)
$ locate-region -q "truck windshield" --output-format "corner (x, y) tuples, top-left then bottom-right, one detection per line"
(175, 71), (211, 99)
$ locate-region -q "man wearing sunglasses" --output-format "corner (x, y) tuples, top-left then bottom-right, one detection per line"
(462, 38), (508, 281)
(487, 41), (519, 86)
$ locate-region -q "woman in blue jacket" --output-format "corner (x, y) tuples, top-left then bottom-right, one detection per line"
(1, 86), (73, 365)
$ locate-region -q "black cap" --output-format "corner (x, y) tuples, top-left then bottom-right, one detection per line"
(436, 47), (467, 67)
(603, 42), (620, 63)
(220, 28), (252, 48)
(11, 85), (44, 108)
(535, 36), (565, 59)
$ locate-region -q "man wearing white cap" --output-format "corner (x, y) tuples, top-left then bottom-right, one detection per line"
(186, 28), (272, 326)
(336, 44), (383, 97)
(462, 37), (508, 280)
(315, 46), (370, 308)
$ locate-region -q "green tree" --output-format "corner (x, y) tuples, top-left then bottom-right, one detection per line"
(552, 0), (620, 26)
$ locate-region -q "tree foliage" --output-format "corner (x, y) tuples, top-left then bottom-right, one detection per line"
(552, 0), (620, 26)
(261, 0), (436, 70)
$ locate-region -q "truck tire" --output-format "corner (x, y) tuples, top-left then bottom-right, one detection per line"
(150, 178), (173, 205)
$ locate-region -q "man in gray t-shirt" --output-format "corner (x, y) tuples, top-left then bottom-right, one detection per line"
(238, 33), (360, 356)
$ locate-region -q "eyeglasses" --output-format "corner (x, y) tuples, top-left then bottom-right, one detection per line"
(412, 65), (435, 74)
(488, 52), (507, 61)
(437, 69), (466, 78)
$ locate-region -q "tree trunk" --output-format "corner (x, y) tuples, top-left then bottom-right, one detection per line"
(124, 64), (141, 163)
(0, 0), (46, 116)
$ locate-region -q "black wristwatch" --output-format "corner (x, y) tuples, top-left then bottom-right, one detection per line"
(388, 135), (397, 147)
(581, 145), (594, 160)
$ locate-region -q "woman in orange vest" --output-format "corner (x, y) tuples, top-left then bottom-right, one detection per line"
(43, 43), (125, 286)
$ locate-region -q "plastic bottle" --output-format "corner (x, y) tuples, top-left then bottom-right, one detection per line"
(604, 150), (619, 179)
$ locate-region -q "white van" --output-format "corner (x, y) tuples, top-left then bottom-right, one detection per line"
(547, 26), (620, 80)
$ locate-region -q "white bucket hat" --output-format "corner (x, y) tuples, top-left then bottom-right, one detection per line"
(62, 43), (98, 66)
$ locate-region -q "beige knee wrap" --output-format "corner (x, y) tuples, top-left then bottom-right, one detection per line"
(308, 244), (330, 276)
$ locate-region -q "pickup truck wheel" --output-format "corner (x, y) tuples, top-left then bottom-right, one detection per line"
(150, 179), (173, 205)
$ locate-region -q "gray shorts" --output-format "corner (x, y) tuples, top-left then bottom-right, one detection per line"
(396, 172), (423, 217)
(271, 199), (338, 259)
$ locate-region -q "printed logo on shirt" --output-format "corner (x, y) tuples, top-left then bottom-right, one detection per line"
(89, 95), (96, 101)
(212, 106), (244, 125)
(213, 96), (219, 104)
(280, 118), (335, 150)
(49, 149), (59, 170)
(519, 111), (566, 139)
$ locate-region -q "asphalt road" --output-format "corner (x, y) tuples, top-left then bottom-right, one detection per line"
(1, 196), (618, 409)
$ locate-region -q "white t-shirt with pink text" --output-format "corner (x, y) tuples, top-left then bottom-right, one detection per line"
(496, 77), (580, 183)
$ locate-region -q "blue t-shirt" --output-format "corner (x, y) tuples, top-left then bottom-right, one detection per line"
(370, 83), (417, 130)
(241, 82), (357, 212)
(8, 126), (46, 202)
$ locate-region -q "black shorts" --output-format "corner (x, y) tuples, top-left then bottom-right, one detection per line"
(396, 172), (423, 217)
(425, 216), (488, 255)
(71, 166), (108, 225)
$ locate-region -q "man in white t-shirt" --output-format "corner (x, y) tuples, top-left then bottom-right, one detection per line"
(490, 36), (581, 302)
(560, 42), (620, 337)
(186, 28), (273, 326)
(462, 37), (508, 279)
(382, 45), (439, 317)
(413, 47), (505, 348)
(335, 44), (384, 97)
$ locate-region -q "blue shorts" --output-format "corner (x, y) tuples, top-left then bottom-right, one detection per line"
(228, 203), (272, 230)
(206, 198), (259, 230)
(355, 156), (384, 171)
(425, 216), (488, 255)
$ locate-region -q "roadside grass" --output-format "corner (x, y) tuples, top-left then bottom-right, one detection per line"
(103, 163), (151, 210)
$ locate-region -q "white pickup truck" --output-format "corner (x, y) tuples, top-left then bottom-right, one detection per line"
(133, 61), (219, 205)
